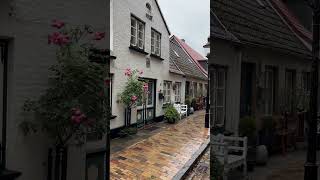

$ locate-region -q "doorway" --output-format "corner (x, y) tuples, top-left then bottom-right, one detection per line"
(240, 62), (255, 118)
(136, 79), (156, 128)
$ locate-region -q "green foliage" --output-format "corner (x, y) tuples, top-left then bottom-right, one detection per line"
(164, 105), (180, 124)
(239, 116), (256, 138)
(191, 98), (197, 108)
(260, 116), (275, 131)
(119, 69), (145, 108)
(20, 23), (109, 147)
(185, 96), (191, 108)
(118, 126), (138, 137)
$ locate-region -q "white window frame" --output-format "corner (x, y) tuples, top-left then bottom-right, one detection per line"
(151, 29), (161, 56)
(131, 16), (145, 49)
(174, 82), (182, 103)
(163, 81), (172, 104)
(212, 67), (227, 127)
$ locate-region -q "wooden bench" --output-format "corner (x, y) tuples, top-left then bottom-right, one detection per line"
(173, 104), (187, 119)
(212, 134), (248, 180)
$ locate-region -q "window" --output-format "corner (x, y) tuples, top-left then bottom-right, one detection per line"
(174, 82), (182, 103)
(151, 29), (161, 56)
(211, 67), (226, 127)
(263, 67), (275, 115)
(285, 70), (296, 112)
(131, 16), (145, 49)
(193, 82), (198, 98)
(302, 72), (311, 93)
(163, 81), (172, 104)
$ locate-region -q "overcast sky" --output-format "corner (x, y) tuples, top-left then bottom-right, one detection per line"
(158, 0), (210, 56)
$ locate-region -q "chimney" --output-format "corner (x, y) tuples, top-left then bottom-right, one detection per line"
(181, 39), (185, 42)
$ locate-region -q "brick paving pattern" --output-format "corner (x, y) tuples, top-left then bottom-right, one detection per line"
(110, 111), (209, 180)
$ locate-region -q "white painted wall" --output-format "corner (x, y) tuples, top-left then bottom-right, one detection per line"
(110, 0), (184, 129)
(0, 0), (109, 180)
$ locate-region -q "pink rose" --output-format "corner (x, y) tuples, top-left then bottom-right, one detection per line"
(48, 32), (70, 46)
(51, 20), (65, 29)
(139, 70), (143, 75)
(93, 32), (105, 40)
(131, 95), (138, 102)
(143, 83), (149, 92)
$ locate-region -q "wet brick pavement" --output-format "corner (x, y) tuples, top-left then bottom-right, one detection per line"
(184, 147), (210, 180)
(110, 111), (209, 180)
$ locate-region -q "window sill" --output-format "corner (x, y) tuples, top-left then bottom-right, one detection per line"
(150, 54), (164, 60)
(129, 46), (148, 55)
(111, 115), (117, 120)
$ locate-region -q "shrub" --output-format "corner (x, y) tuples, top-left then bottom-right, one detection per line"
(239, 116), (256, 138)
(20, 21), (109, 147)
(191, 98), (197, 108)
(185, 96), (191, 108)
(164, 105), (180, 124)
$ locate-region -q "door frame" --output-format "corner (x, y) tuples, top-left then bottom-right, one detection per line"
(0, 40), (8, 169)
(136, 78), (156, 128)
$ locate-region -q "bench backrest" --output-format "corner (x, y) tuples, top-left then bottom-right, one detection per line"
(212, 134), (247, 158)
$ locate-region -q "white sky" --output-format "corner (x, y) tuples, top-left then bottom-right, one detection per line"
(158, 0), (210, 56)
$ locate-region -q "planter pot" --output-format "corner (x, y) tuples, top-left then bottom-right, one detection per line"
(256, 145), (268, 165)
(247, 161), (255, 172)
(189, 107), (194, 114)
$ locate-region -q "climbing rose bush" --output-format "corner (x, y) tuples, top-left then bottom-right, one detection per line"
(119, 69), (145, 108)
(20, 20), (109, 146)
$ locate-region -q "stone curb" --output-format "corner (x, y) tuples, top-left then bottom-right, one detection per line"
(172, 138), (210, 180)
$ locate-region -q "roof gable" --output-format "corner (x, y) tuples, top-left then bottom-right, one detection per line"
(170, 36), (208, 80)
(212, 0), (311, 57)
(172, 36), (208, 75)
(154, 0), (171, 35)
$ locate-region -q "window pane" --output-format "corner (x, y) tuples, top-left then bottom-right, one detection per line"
(217, 71), (225, 88)
(148, 82), (153, 105)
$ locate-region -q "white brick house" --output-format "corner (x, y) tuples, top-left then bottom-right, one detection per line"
(110, 0), (186, 131)
(0, 0), (110, 180)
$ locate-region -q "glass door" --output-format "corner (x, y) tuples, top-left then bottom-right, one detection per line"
(137, 79), (155, 128)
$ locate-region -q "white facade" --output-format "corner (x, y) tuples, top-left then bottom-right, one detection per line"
(0, 0), (110, 180)
(110, 0), (185, 129)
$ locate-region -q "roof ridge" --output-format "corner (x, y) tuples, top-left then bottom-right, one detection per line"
(269, 0), (312, 51)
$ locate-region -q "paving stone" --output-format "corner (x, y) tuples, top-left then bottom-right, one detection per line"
(110, 111), (209, 180)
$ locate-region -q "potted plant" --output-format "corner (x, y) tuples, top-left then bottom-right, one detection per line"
(185, 96), (191, 115)
(239, 116), (257, 171)
(258, 116), (275, 154)
(191, 98), (197, 112)
(164, 105), (180, 124)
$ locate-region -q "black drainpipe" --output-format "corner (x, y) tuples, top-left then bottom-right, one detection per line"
(1, 41), (8, 170)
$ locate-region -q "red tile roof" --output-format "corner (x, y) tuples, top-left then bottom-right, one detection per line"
(271, 0), (312, 50)
(172, 35), (208, 75)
